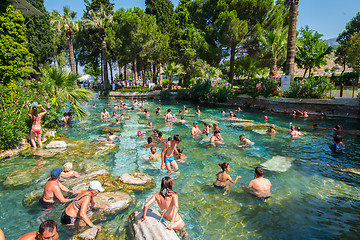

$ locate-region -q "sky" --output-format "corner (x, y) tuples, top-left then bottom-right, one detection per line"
(43, 0), (360, 40)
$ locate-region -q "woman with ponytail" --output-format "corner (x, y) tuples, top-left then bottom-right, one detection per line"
(137, 177), (187, 238)
(214, 162), (242, 193)
(27, 104), (47, 149)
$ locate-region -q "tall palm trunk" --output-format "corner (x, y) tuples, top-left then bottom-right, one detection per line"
(118, 62), (122, 79)
(285, 0), (299, 82)
(101, 39), (109, 89)
(169, 76), (173, 90)
(134, 53), (138, 81)
(229, 46), (235, 86)
(67, 30), (76, 74)
(124, 65), (127, 80)
(153, 63), (158, 85)
(270, 56), (277, 77)
(109, 61), (113, 82)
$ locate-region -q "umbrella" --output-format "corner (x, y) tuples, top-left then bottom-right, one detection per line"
(78, 74), (95, 82)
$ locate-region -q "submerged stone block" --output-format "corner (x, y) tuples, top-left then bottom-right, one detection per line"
(46, 141), (67, 148)
(69, 227), (115, 240)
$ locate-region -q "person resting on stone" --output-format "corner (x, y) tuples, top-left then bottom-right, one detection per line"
(61, 162), (80, 180)
(61, 181), (108, 229)
(137, 177), (188, 238)
(39, 168), (75, 209)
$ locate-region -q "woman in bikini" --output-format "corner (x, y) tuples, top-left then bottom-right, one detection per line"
(27, 105), (47, 149)
(61, 181), (108, 229)
(213, 162), (242, 194)
(137, 177), (188, 238)
(210, 130), (224, 145)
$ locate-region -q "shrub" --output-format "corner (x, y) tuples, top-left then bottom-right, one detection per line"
(234, 76), (280, 97)
(177, 89), (190, 100)
(283, 76), (334, 98)
(330, 72), (359, 86)
(189, 80), (212, 101)
(211, 84), (232, 102)
(160, 89), (171, 100)
(162, 79), (169, 88)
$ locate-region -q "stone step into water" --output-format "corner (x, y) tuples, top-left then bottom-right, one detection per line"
(130, 209), (180, 240)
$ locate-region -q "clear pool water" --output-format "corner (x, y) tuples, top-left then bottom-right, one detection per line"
(0, 99), (359, 240)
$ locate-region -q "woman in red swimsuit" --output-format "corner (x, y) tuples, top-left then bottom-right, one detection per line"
(27, 104), (47, 149)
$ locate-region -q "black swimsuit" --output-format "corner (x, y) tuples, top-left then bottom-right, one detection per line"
(61, 194), (91, 225)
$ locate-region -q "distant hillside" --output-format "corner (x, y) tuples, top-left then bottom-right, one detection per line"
(326, 37), (339, 47)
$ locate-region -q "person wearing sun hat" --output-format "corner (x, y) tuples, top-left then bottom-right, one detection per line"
(61, 181), (108, 229)
(40, 168), (74, 209)
(191, 121), (202, 136)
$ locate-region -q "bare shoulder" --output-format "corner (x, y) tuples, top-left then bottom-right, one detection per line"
(18, 231), (36, 240)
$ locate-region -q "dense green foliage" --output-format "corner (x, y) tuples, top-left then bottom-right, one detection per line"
(0, 2), (33, 85)
(26, 0), (54, 72)
(283, 76), (334, 99)
(234, 76), (280, 97)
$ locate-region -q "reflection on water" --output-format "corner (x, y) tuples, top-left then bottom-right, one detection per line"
(0, 99), (359, 239)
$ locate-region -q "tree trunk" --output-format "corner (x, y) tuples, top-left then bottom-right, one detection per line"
(270, 56), (277, 77)
(302, 68), (308, 78)
(109, 61), (113, 82)
(169, 76), (173, 90)
(124, 65), (127, 81)
(308, 67), (312, 77)
(134, 53), (138, 81)
(118, 62), (122, 79)
(102, 40), (109, 89)
(100, 55), (103, 84)
(285, 0), (299, 83)
(159, 65), (163, 85)
(229, 46), (235, 85)
(153, 63), (158, 85)
(341, 62), (346, 76)
(68, 38), (76, 74)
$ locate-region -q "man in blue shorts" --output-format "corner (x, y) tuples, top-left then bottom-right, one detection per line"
(161, 135), (181, 173)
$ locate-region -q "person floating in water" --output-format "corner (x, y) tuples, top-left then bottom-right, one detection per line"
(137, 177), (188, 238)
(143, 146), (161, 163)
(329, 135), (345, 153)
(161, 135), (181, 173)
(213, 162), (242, 195)
(238, 135), (254, 147)
(40, 168), (75, 209)
(191, 121), (202, 136)
(242, 167), (271, 200)
(178, 116), (190, 126)
(18, 220), (59, 240)
(210, 130), (224, 145)
(27, 104), (47, 149)
(266, 124), (276, 135)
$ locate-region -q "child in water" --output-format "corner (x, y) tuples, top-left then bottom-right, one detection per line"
(329, 135), (345, 153)
(142, 146), (161, 163)
(238, 135), (254, 147)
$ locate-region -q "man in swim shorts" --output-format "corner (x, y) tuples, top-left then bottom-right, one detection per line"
(161, 135), (181, 173)
(178, 116), (190, 126)
(242, 167), (271, 200)
(18, 220), (59, 240)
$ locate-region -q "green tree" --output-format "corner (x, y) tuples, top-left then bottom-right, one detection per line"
(285, 0), (299, 81)
(0, 2), (33, 85)
(163, 62), (184, 89)
(346, 31), (360, 84)
(335, 12), (360, 75)
(83, 6), (112, 89)
(26, 0), (54, 72)
(51, 6), (79, 74)
(259, 27), (288, 77)
(295, 26), (333, 77)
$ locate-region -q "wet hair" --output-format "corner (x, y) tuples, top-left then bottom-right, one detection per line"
(131, 107), (134, 110)
(63, 162), (72, 172)
(153, 129), (158, 134)
(63, 112), (68, 117)
(296, 127), (301, 131)
(255, 167), (264, 177)
(290, 126), (295, 131)
(173, 134), (181, 142)
(179, 110), (182, 113)
(233, 114), (237, 117)
(157, 107), (160, 110)
(38, 220), (57, 236)
(334, 125), (342, 130)
(333, 135), (342, 143)
(160, 176), (176, 198)
(167, 109), (171, 113)
(147, 137), (153, 143)
(214, 130), (220, 135)
(239, 135), (245, 139)
(144, 109), (148, 113)
(204, 122), (208, 126)
(270, 124), (275, 129)
(218, 162), (229, 172)
(103, 108), (106, 111)
(158, 132), (163, 138)
(150, 146), (156, 154)
(168, 137), (172, 141)
(181, 116), (184, 120)
(156, 110), (159, 114)
(116, 118), (119, 122)
(108, 130), (114, 135)
(31, 107), (39, 117)
(185, 107), (188, 110)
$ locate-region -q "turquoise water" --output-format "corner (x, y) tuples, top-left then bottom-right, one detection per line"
(0, 99), (360, 239)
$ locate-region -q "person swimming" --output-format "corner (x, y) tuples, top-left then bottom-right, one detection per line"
(213, 162), (241, 194)
(238, 135), (254, 147)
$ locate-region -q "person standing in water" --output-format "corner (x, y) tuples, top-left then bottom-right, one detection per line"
(27, 104), (47, 149)
(18, 220), (59, 240)
(161, 135), (181, 173)
(214, 162), (241, 195)
(242, 167), (271, 200)
(137, 177), (188, 238)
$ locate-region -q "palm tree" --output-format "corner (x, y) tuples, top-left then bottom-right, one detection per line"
(285, 0), (299, 82)
(163, 62), (184, 89)
(41, 68), (93, 120)
(51, 7), (79, 74)
(259, 28), (288, 77)
(83, 6), (113, 90)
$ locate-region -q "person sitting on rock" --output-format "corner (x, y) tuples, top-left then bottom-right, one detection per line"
(39, 168), (74, 209)
(137, 177), (188, 238)
(61, 163), (80, 180)
(61, 181), (108, 229)
(18, 220), (59, 240)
